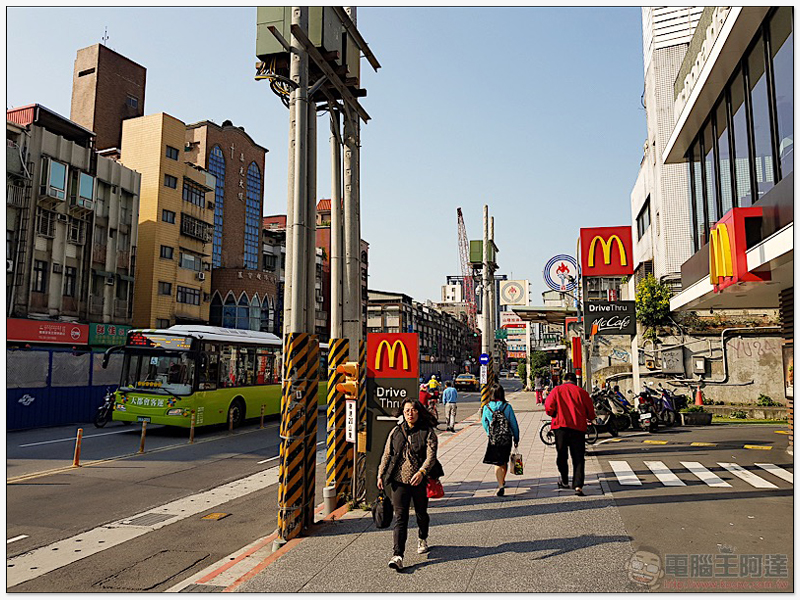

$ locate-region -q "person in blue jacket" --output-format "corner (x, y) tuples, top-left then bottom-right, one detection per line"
(481, 384), (520, 497)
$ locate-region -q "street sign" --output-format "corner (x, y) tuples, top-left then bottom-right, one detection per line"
(479, 365), (487, 385)
(479, 353), (490, 365)
(345, 399), (356, 443)
(495, 329), (507, 340)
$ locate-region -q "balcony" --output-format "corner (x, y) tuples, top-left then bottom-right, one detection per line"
(7, 183), (27, 208)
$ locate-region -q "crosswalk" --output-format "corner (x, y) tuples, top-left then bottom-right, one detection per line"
(607, 461), (793, 489)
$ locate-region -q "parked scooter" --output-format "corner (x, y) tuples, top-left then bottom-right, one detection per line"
(94, 387), (115, 428)
(592, 388), (632, 436)
(631, 387), (658, 432)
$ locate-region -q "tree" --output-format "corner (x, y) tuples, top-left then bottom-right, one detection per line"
(635, 274), (673, 342)
(529, 350), (550, 379)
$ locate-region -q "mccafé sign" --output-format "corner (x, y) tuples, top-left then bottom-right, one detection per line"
(367, 333), (419, 379)
(580, 226), (634, 276)
(709, 207), (770, 292)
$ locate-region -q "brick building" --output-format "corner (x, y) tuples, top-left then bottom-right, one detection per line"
(184, 119), (276, 332)
(70, 44), (146, 152)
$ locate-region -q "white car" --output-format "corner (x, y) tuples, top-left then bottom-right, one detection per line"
(499, 370), (509, 378)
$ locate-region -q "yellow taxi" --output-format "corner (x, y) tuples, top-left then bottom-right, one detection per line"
(454, 373), (479, 392)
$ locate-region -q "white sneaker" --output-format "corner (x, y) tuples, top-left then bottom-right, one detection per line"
(417, 539), (430, 554)
(388, 555), (403, 570)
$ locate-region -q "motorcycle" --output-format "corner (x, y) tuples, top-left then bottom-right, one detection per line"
(644, 382), (678, 427)
(592, 388), (632, 436)
(94, 387), (115, 428)
(631, 387), (658, 432)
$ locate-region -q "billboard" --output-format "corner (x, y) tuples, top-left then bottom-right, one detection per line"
(583, 300), (636, 336)
(580, 227), (634, 276)
(7, 318), (89, 345)
(499, 280), (528, 306)
(709, 207), (771, 291)
(543, 254), (578, 292)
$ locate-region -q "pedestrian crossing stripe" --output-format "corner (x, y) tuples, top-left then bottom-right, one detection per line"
(743, 445), (773, 450)
(691, 442), (717, 447)
(643, 440), (668, 445)
(607, 461), (791, 489)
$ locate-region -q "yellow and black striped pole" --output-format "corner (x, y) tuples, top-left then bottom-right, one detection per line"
(326, 339), (350, 505)
(354, 339), (367, 503)
(276, 332), (314, 543)
(302, 337), (320, 530)
(480, 360), (495, 409)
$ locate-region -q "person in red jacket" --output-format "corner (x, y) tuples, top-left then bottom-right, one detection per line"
(544, 372), (596, 496)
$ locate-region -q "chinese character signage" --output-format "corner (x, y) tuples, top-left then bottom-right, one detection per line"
(7, 318), (89, 345)
(89, 323), (131, 346)
(580, 226), (634, 276)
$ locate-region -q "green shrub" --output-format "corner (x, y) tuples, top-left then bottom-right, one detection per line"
(757, 394), (778, 407)
(681, 405), (706, 413)
(730, 409), (749, 419)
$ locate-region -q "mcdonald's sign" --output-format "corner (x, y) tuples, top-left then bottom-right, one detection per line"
(708, 207), (770, 292)
(580, 227), (634, 276)
(367, 333), (419, 379)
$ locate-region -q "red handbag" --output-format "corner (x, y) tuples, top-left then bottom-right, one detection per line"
(426, 478), (444, 499)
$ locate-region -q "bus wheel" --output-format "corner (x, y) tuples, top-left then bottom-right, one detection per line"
(229, 399), (246, 429)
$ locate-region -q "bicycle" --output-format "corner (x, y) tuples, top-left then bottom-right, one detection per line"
(539, 419), (598, 446)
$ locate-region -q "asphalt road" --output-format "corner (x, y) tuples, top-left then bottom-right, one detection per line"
(588, 423), (793, 589)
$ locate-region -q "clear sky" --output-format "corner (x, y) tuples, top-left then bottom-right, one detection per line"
(6, 6), (646, 307)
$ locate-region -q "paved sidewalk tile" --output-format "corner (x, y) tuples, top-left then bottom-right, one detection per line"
(233, 391), (639, 593)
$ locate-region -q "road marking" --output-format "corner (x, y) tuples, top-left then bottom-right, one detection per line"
(608, 461), (642, 485)
(774, 430), (789, 435)
(691, 442), (717, 447)
(643, 440), (668, 445)
(257, 441), (323, 464)
(18, 429), (131, 447)
(7, 465), (283, 588)
(755, 463), (793, 484)
(719, 463), (778, 489)
(681, 462), (731, 487)
(743, 445), (772, 450)
(644, 461), (686, 486)
(7, 535), (28, 544)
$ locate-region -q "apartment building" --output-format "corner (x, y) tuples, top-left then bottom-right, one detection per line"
(6, 105), (140, 333)
(120, 113), (215, 328)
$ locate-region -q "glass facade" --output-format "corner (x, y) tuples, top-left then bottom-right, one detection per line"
(244, 163), (261, 269)
(686, 8), (793, 253)
(208, 146), (225, 268)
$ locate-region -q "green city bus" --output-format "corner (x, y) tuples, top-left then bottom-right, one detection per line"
(106, 326), (328, 428)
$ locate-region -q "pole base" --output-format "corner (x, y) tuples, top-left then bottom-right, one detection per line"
(272, 537), (287, 553)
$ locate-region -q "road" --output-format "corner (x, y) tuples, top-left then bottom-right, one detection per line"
(6, 378), (523, 592)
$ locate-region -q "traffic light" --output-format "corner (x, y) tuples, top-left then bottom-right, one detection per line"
(335, 362), (359, 399)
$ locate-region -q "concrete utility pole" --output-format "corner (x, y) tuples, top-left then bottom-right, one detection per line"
(329, 107), (343, 339)
(306, 96), (317, 334)
(482, 206), (490, 359)
(489, 216), (496, 351)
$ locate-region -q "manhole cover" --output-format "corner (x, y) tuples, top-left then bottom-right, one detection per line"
(120, 513), (177, 527)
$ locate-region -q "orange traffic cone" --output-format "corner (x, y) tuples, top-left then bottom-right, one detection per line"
(695, 386), (704, 406)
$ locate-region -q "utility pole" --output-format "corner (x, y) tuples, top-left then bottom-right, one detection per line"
(481, 205), (494, 407)
(329, 106), (343, 339)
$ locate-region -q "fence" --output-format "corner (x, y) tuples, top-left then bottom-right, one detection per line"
(7, 348), (122, 430)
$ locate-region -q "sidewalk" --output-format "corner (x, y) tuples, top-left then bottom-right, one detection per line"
(188, 391), (643, 593)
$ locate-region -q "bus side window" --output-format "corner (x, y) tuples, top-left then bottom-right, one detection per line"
(199, 348), (219, 390)
(256, 349), (271, 385)
(220, 346), (235, 387)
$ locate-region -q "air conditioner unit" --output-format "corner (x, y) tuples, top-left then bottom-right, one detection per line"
(196, 272), (206, 281)
(56, 213), (68, 222)
(105, 275), (115, 286)
(52, 263), (63, 274)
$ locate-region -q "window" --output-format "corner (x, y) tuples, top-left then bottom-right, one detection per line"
(182, 179), (205, 207)
(636, 198), (651, 240)
(166, 146), (179, 160)
(33, 260), (47, 293)
(730, 69), (753, 208)
(176, 285), (200, 306)
(36, 208), (56, 238)
(156, 318), (171, 329)
(702, 123), (718, 225)
(180, 213), (213, 242)
(263, 254), (276, 271)
(63, 266), (77, 297)
(179, 252), (202, 272)
(162, 209), (176, 224)
(164, 174), (178, 189)
(79, 173), (94, 203)
(208, 146), (226, 268)
(42, 158), (67, 199)
(244, 163), (262, 269)
(126, 94), (138, 109)
(158, 281), (172, 295)
(160, 245), (174, 260)
(747, 37), (775, 199)
(68, 218), (86, 245)
(78, 68), (95, 77)
(770, 7), (793, 179)
(715, 100), (733, 216)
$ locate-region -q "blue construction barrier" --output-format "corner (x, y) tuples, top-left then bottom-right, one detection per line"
(6, 348), (122, 431)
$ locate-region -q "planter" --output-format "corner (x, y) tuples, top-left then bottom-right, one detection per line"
(680, 412), (713, 426)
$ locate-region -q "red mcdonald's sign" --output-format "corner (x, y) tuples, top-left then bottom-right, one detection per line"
(367, 333), (419, 379)
(709, 207), (770, 292)
(580, 226), (634, 276)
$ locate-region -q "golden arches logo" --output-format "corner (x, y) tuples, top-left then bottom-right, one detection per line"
(588, 235), (628, 268)
(374, 340), (410, 371)
(709, 223), (733, 283)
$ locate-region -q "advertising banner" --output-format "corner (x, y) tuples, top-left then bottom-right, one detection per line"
(583, 300), (636, 336)
(88, 323), (131, 346)
(543, 254), (578, 292)
(580, 226), (634, 276)
(7, 318), (89, 345)
(499, 280), (528, 306)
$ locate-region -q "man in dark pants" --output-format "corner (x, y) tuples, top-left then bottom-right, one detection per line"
(544, 372), (596, 496)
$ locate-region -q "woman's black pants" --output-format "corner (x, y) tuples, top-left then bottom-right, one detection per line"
(389, 480), (430, 557)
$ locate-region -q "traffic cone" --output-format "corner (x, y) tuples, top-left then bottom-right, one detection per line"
(695, 386), (704, 406)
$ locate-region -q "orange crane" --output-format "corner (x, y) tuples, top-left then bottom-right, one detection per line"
(456, 208), (478, 331)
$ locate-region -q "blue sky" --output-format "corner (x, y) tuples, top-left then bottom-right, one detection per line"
(6, 6), (646, 306)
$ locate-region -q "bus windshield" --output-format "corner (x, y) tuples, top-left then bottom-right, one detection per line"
(121, 350), (195, 396)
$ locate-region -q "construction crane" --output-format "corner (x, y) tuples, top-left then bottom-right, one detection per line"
(456, 208), (478, 331)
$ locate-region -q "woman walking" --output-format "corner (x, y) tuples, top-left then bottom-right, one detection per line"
(482, 384), (520, 497)
(534, 375), (545, 405)
(377, 399), (439, 571)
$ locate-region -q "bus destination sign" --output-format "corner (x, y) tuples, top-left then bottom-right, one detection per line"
(127, 332), (193, 351)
